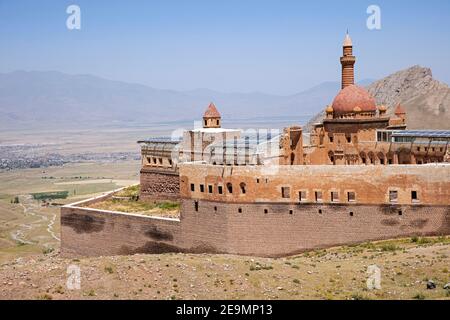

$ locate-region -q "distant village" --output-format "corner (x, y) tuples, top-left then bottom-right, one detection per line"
(0, 144), (139, 170)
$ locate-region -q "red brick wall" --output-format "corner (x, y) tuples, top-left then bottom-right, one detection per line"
(140, 168), (180, 201)
(61, 206), (182, 257)
(180, 200), (449, 257)
(61, 199), (449, 258)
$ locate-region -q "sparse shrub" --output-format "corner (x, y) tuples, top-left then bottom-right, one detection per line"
(413, 293), (425, 300)
(291, 265), (300, 269)
(411, 236), (419, 243)
(42, 247), (54, 254)
(415, 237), (431, 245)
(104, 266), (114, 274)
(37, 293), (53, 300)
(351, 293), (370, 300)
(87, 289), (96, 296)
(293, 279), (300, 284)
(381, 244), (399, 252)
(53, 285), (64, 294)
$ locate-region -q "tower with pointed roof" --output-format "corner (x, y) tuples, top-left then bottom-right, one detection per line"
(340, 31), (356, 89)
(203, 102), (221, 128)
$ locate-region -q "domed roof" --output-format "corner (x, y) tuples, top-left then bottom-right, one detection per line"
(325, 105), (334, 113)
(331, 85), (377, 115)
(203, 102), (221, 118)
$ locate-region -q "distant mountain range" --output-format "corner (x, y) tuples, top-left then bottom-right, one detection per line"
(305, 65), (450, 132)
(0, 70), (372, 130)
(0, 67), (448, 131)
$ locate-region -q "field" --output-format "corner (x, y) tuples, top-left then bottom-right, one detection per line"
(0, 160), (140, 264)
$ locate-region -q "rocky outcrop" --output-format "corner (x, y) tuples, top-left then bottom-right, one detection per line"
(304, 66), (450, 133)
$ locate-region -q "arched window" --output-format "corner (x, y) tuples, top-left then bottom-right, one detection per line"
(240, 183), (246, 194)
(377, 152), (385, 165)
(368, 152), (375, 164)
(360, 151), (367, 164)
(328, 151), (335, 165)
(226, 183), (233, 194)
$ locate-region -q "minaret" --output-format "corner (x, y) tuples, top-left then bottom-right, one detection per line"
(340, 31), (356, 89)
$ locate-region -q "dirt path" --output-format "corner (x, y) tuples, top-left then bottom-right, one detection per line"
(12, 196), (60, 245)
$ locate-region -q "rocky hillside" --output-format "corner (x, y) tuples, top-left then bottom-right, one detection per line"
(0, 237), (449, 300)
(304, 66), (450, 132)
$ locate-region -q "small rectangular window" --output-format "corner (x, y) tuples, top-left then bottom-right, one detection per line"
(347, 192), (356, 202)
(218, 185), (223, 194)
(315, 191), (323, 202)
(331, 191), (339, 202)
(281, 187), (290, 199)
(299, 191), (307, 202)
(389, 190), (398, 202)
(200, 184), (205, 193)
(208, 185), (213, 193)
(190, 184), (195, 192)
(194, 201), (198, 212)
(329, 135), (334, 143)
(411, 190), (419, 202)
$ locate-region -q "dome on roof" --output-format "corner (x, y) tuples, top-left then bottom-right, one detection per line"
(325, 105), (334, 113)
(331, 85), (377, 115)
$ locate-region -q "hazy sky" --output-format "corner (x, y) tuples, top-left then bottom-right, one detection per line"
(1, 0), (449, 94)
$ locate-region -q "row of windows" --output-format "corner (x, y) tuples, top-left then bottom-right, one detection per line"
(191, 183), (246, 195)
(193, 200), (359, 216)
(282, 187), (356, 203)
(415, 146), (445, 153)
(146, 156), (172, 166)
(190, 183), (421, 204)
(192, 201), (397, 217)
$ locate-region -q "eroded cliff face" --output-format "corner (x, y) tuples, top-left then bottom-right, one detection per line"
(367, 65), (450, 129)
(305, 65), (450, 133)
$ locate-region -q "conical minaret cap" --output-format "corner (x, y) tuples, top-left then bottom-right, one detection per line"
(343, 32), (352, 47)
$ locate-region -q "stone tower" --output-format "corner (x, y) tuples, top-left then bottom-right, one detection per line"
(203, 102), (221, 128)
(340, 32), (356, 89)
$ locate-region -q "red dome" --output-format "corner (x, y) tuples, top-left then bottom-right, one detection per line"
(331, 85), (376, 115)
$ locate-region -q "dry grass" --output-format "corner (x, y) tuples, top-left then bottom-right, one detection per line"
(86, 198), (180, 218)
(0, 237), (449, 300)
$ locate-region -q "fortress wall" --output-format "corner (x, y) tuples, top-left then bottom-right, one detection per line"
(60, 199), (449, 258)
(140, 168), (180, 201)
(60, 206), (182, 257)
(180, 164), (450, 205)
(181, 200), (450, 257)
(61, 163), (450, 258)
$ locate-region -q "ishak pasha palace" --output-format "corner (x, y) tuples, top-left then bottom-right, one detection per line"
(61, 33), (450, 258)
